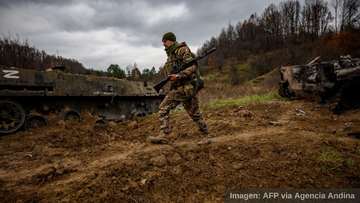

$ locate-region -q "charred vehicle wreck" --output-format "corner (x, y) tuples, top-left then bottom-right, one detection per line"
(0, 66), (164, 134)
(278, 56), (360, 112)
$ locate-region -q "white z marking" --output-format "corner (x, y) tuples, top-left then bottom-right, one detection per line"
(2, 70), (20, 79)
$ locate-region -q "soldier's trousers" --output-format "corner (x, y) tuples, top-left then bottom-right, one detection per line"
(159, 93), (208, 135)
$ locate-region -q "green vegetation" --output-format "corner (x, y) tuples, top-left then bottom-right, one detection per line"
(201, 92), (283, 110)
(107, 64), (126, 79)
(238, 62), (250, 70)
(83, 69), (92, 75)
(203, 72), (220, 81)
(318, 149), (345, 171)
(347, 158), (356, 169)
(141, 67), (157, 81)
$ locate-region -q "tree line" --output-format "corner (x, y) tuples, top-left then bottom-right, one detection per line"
(198, 0), (359, 57)
(86, 63), (158, 82)
(197, 0), (360, 85)
(0, 34), (86, 74)
(0, 33), (160, 82)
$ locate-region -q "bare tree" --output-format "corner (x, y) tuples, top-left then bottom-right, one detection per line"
(0, 33), (86, 73)
(331, 0), (341, 32)
(280, 0), (301, 36)
(218, 27), (230, 58)
(226, 21), (237, 50)
(319, 3), (333, 35)
(300, 0), (332, 41)
(340, 0), (360, 31)
(262, 4), (282, 37)
(213, 51), (225, 73)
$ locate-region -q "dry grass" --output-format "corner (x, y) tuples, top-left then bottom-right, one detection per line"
(198, 68), (280, 109)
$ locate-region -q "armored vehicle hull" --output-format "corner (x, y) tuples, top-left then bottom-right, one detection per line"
(0, 67), (164, 134)
(278, 56), (360, 111)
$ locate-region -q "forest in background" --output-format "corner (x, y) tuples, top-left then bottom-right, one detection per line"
(0, 0), (359, 84)
(0, 34), (86, 74)
(195, 0), (360, 85)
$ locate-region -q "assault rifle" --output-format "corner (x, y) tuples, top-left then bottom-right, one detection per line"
(153, 47), (216, 93)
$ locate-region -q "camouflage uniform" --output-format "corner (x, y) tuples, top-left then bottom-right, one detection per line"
(159, 89), (208, 134)
(150, 42), (210, 144)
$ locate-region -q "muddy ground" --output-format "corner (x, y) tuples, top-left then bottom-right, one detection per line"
(0, 98), (360, 202)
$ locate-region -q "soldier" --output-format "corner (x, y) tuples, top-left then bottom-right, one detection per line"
(149, 32), (211, 145)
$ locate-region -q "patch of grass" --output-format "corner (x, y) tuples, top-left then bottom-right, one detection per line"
(202, 93), (283, 110)
(347, 158), (356, 169)
(318, 149), (345, 171)
(266, 51), (274, 56)
(203, 72), (220, 81)
(238, 62), (250, 70)
(170, 107), (186, 114)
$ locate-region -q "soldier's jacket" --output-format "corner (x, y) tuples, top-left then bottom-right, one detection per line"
(163, 42), (200, 100)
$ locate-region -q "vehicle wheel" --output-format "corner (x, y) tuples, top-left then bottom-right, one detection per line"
(95, 119), (107, 126)
(0, 99), (26, 134)
(278, 86), (291, 98)
(61, 109), (82, 121)
(24, 114), (48, 130)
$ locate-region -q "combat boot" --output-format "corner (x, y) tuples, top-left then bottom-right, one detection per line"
(149, 131), (169, 144)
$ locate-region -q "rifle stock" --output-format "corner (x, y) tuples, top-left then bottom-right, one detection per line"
(153, 77), (170, 93)
(153, 47), (216, 93)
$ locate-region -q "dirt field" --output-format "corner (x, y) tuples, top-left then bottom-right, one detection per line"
(1, 98), (360, 202)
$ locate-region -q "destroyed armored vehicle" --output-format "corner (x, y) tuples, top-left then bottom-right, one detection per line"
(278, 56), (360, 111)
(0, 66), (164, 134)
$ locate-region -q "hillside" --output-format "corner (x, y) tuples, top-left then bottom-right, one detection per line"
(0, 69), (359, 202)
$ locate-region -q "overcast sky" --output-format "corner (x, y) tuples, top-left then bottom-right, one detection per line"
(0, 0), (286, 72)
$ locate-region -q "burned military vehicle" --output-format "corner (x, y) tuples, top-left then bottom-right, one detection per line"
(0, 66), (164, 134)
(278, 56), (360, 111)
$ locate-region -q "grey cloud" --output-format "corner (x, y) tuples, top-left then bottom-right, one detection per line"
(0, 0), (285, 71)
(0, 0), (74, 7)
